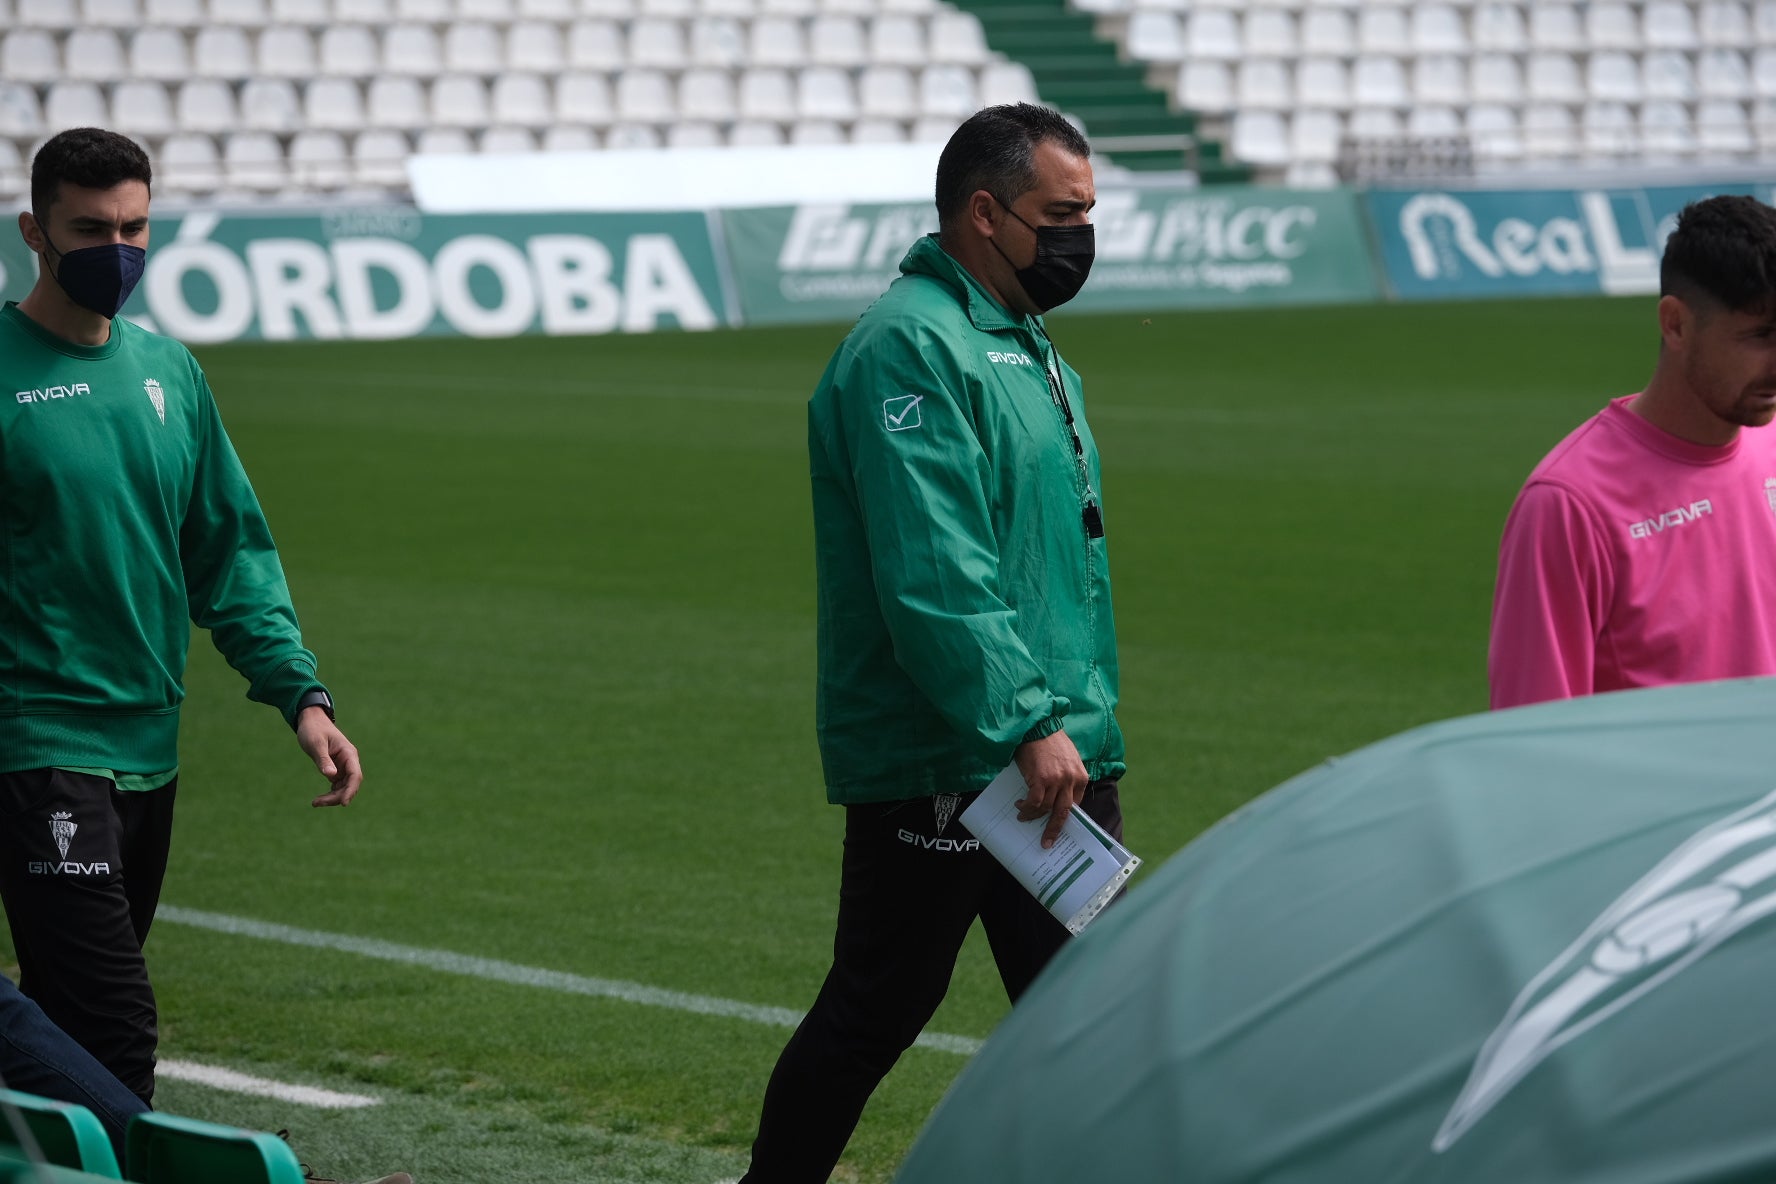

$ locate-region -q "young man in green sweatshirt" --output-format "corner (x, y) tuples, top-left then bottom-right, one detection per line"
(0, 128), (363, 1105)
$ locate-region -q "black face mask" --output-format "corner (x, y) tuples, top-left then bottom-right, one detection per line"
(989, 197), (1095, 313)
(39, 226), (146, 319)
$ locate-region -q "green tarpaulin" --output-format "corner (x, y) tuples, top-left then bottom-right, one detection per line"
(899, 678), (1776, 1183)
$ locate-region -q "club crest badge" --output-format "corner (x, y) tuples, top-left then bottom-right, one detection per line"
(933, 793), (961, 835)
(143, 378), (164, 424)
(49, 812), (75, 861)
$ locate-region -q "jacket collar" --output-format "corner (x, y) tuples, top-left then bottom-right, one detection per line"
(900, 234), (1043, 337)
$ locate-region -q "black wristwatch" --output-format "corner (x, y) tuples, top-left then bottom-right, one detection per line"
(296, 688), (335, 723)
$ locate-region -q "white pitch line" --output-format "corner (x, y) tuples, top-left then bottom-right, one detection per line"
(158, 906), (984, 1057)
(157, 1060), (382, 1109)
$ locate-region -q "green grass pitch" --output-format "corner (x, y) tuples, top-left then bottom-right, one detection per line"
(12, 296), (1651, 1183)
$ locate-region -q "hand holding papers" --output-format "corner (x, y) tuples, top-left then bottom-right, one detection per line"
(961, 763), (1141, 935)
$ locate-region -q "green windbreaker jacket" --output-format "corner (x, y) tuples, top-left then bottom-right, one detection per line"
(809, 234), (1125, 805)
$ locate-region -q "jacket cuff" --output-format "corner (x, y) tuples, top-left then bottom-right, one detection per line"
(248, 655), (327, 729)
(1019, 702), (1069, 745)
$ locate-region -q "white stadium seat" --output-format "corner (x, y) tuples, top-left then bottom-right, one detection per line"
(870, 15), (925, 65)
(1410, 4), (1466, 53)
(63, 29), (126, 81)
(540, 125), (597, 150)
(383, 24), (443, 75)
(1757, 47), (1776, 95)
(415, 126), (474, 154)
(1125, 11), (1185, 63)
(319, 25), (379, 75)
(289, 129), (350, 187)
(1470, 52), (1523, 102)
(1530, 4), (1584, 50)
(144, 0), (201, 23)
(460, 0), (513, 18)
(0, 82), (46, 137)
(1523, 103), (1577, 157)
(507, 21), (565, 70)
(111, 80), (175, 135)
(1589, 2), (1645, 49)
(45, 81), (109, 130)
(747, 17), (805, 66)
(927, 11), (987, 63)
(1290, 108), (1341, 161)
(1412, 55), (1467, 104)
(1245, 9), (1297, 56)
(1700, 48), (1754, 98)
(479, 126), (537, 153)
(1587, 51), (1642, 102)
(1300, 8), (1354, 54)
(809, 15), (867, 66)
(270, 0), (326, 22)
(1528, 52), (1585, 102)
(333, 0), (389, 19)
(159, 132), (222, 191)
(667, 121), (722, 147)
(209, 0), (268, 25)
(396, 0), (448, 18)
(1756, 96), (1776, 149)
(240, 77), (301, 130)
(175, 79), (239, 132)
(1347, 107), (1401, 141)
(1231, 110), (1289, 165)
(491, 72), (553, 125)
(1185, 10), (1242, 61)
(1646, 1), (1701, 46)
(629, 18), (687, 68)
(790, 118), (844, 144)
(738, 67), (796, 119)
(567, 20), (626, 70)
(851, 118), (906, 143)
(1472, 3), (1527, 51)
(1582, 101), (1637, 157)
(1407, 105), (1462, 138)
(366, 75), (428, 127)
(518, 0), (572, 15)
(1644, 49), (1697, 99)
(980, 62), (1038, 106)
(1641, 99), (1694, 156)
(678, 67), (735, 119)
(1699, 97), (1754, 152)
(1236, 59), (1292, 110)
(556, 71), (614, 123)
(1295, 56), (1349, 107)
(689, 16), (747, 65)
(919, 63), (975, 116)
(1701, 1), (1753, 46)
(192, 26), (253, 77)
(18, 0), (77, 25)
(728, 119), (784, 145)
(602, 123), (661, 148)
(615, 68), (676, 120)
(431, 73), (491, 126)
(1357, 6), (1408, 54)
(1468, 104), (1522, 160)
(860, 65), (917, 118)
(84, 0), (140, 27)
(224, 131), (284, 189)
(257, 25), (318, 78)
(352, 129), (410, 185)
(798, 64), (857, 118)
(1, 31), (62, 83)
(910, 114), (960, 142)
(306, 77), (366, 129)
(445, 23), (505, 73)
(1352, 55), (1407, 106)
(1178, 60), (1234, 112)
(129, 28), (191, 80)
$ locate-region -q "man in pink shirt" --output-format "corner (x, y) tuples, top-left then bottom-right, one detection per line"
(1491, 195), (1776, 710)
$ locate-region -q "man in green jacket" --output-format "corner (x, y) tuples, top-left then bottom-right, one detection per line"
(742, 104), (1125, 1183)
(0, 129), (363, 1105)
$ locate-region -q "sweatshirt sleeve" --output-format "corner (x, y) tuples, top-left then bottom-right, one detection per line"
(180, 373), (325, 726)
(832, 327), (1065, 763)
(1488, 481), (1613, 710)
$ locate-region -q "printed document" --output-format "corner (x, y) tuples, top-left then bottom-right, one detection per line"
(960, 763), (1141, 934)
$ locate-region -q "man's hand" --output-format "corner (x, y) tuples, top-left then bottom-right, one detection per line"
(296, 706), (363, 807)
(1013, 728), (1088, 849)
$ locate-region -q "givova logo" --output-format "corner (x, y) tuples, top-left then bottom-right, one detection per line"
(135, 212), (721, 345)
(1434, 787), (1776, 1151)
(15, 383), (91, 404)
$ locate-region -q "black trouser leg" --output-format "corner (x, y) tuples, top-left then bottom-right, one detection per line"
(978, 780), (1123, 1002)
(742, 796), (994, 1184)
(0, 770), (176, 1105)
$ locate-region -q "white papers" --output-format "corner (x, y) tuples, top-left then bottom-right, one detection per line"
(961, 763), (1141, 935)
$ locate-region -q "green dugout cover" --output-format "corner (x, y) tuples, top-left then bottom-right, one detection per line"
(897, 678), (1776, 1183)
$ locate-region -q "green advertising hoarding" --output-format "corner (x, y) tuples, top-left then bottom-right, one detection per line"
(721, 186), (1381, 326)
(0, 207), (732, 343)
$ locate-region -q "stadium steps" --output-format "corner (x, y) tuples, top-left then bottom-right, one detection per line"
(947, 0), (1250, 180)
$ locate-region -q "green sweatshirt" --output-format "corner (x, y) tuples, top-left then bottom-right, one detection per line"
(809, 235), (1124, 804)
(0, 302), (325, 776)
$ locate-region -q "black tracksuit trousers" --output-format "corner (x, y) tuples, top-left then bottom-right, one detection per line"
(0, 768), (176, 1105)
(741, 779), (1123, 1184)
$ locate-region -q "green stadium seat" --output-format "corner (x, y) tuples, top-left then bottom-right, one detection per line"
(0, 1089), (121, 1179)
(125, 1114), (306, 1184)
(0, 1147), (126, 1183)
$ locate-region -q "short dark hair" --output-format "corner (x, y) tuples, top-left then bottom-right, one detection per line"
(1660, 195), (1776, 316)
(935, 103), (1090, 234)
(30, 128), (152, 217)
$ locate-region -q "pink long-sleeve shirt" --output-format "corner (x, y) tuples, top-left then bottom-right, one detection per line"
(1490, 396), (1776, 710)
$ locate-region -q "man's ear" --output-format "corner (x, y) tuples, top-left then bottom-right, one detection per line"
(967, 189), (998, 240)
(17, 210), (43, 254)
(1657, 293), (1690, 354)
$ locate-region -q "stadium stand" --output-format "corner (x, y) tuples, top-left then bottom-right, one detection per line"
(5, 0), (1773, 200)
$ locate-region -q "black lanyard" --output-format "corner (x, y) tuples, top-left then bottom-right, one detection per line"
(1039, 343), (1105, 539)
